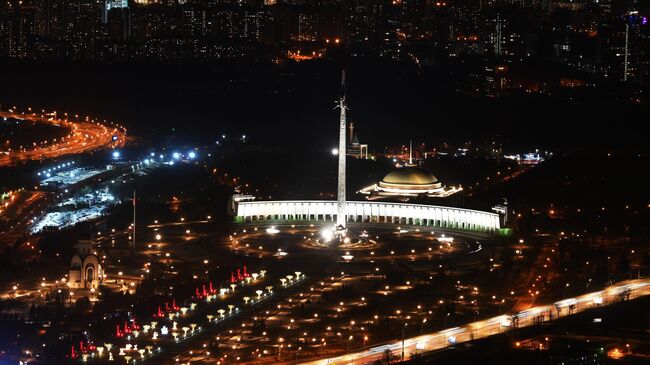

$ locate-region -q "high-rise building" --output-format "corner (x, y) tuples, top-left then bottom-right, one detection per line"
(105, 0), (131, 41)
(621, 11), (648, 82)
(103, 0), (128, 23)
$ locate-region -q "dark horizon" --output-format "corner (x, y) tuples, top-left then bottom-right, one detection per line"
(1, 59), (647, 153)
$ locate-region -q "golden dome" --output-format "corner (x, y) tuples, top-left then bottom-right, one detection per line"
(380, 167), (439, 186)
(377, 167), (443, 193)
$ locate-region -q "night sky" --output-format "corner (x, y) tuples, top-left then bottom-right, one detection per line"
(1, 59), (646, 153)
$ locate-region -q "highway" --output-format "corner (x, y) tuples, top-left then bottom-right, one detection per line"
(299, 278), (650, 365)
(0, 190), (53, 248)
(0, 110), (126, 166)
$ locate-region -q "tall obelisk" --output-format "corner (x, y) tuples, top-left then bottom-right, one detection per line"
(336, 71), (347, 231)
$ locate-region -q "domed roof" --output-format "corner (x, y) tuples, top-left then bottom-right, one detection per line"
(381, 167), (439, 186)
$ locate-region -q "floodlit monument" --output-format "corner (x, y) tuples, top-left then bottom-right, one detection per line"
(233, 74), (500, 234)
(335, 71), (347, 234)
(235, 200), (500, 233)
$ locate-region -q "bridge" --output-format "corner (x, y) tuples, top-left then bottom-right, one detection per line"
(299, 278), (650, 365)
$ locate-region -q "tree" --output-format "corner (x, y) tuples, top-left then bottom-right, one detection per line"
(74, 296), (91, 314)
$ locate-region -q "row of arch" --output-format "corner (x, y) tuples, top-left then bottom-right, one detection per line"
(236, 200), (500, 233)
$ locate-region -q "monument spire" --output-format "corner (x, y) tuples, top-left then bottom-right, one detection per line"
(336, 71), (347, 231)
(409, 140), (413, 165)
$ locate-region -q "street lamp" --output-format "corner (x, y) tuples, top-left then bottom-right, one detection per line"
(401, 323), (408, 360)
(358, 334), (368, 364)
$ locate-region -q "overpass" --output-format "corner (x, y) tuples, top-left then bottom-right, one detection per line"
(300, 278), (650, 365)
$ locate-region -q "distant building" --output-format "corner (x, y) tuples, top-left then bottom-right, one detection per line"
(621, 11), (649, 83)
(347, 122), (368, 159)
(104, 0), (130, 41)
(103, 0), (128, 23)
(68, 241), (103, 289)
(503, 152), (546, 165)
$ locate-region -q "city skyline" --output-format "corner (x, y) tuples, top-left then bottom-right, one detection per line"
(1, 0), (647, 87)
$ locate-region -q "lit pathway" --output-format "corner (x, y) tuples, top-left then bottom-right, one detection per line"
(300, 278), (650, 365)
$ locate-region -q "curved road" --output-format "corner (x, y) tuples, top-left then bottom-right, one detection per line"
(0, 110), (126, 166)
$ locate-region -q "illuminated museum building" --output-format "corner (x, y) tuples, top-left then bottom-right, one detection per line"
(235, 200), (500, 233)
(359, 166), (462, 199)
